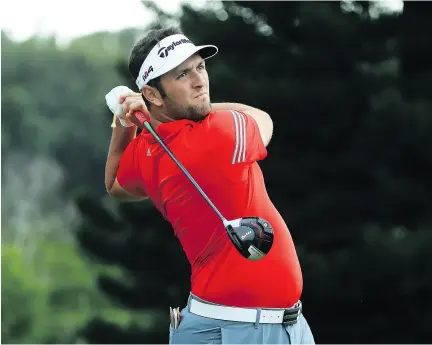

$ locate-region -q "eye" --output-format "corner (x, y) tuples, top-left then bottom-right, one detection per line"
(177, 71), (187, 79)
(197, 63), (205, 71)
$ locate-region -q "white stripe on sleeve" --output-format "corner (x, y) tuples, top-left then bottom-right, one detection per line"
(236, 111), (247, 163)
(230, 110), (247, 164)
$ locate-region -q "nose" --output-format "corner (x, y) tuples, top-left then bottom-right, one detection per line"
(192, 71), (205, 90)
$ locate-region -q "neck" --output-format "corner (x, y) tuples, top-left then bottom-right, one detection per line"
(149, 108), (175, 129)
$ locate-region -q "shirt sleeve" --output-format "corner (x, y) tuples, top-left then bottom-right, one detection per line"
(205, 110), (267, 168)
(116, 139), (146, 196)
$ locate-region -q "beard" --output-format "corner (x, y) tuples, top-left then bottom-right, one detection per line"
(166, 98), (212, 122)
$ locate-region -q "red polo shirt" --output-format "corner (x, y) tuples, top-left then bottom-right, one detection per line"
(117, 110), (302, 308)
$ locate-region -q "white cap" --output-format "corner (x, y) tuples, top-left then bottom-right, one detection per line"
(135, 34), (218, 90)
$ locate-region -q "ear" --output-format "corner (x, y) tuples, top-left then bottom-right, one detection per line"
(142, 85), (163, 107)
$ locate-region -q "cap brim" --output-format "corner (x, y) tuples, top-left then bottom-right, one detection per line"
(152, 44), (218, 80)
(196, 45), (218, 60)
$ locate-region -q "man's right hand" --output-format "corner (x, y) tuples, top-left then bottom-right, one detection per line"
(117, 92), (150, 127)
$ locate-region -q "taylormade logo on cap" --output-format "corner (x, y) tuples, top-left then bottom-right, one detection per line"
(135, 34), (218, 90)
(157, 38), (192, 58)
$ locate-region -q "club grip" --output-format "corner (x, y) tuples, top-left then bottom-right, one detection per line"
(133, 111), (150, 125)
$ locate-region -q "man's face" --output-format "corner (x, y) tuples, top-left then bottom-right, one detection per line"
(159, 54), (212, 121)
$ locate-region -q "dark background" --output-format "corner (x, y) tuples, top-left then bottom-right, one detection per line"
(2, 1), (431, 344)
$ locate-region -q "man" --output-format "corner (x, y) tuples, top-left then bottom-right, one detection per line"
(105, 27), (315, 344)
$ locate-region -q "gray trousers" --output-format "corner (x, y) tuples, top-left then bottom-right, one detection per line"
(169, 293), (315, 344)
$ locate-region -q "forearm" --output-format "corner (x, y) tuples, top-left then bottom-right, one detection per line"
(105, 116), (138, 193)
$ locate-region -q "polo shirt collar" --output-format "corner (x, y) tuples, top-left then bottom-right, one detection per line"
(141, 119), (194, 143)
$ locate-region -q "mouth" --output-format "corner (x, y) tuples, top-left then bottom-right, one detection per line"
(194, 92), (207, 99)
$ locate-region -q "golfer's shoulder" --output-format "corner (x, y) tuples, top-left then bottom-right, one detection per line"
(201, 110), (244, 136)
(204, 110), (233, 123)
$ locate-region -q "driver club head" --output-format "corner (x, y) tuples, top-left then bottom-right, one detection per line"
(225, 217), (274, 261)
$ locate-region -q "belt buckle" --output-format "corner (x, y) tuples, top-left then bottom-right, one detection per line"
(282, 302), (302, 326)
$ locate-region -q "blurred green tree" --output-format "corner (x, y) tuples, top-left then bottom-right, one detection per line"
(75, 196), (191, 343)
(1, 240), (111, 344)
(1, 31), (133, 199)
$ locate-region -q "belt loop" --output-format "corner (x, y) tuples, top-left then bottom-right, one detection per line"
(254, 309), (261, 329)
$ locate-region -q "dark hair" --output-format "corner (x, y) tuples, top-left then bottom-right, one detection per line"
(128, 27), (184, 109)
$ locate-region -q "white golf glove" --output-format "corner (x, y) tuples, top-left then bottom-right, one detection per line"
(105, 85), (135, 127)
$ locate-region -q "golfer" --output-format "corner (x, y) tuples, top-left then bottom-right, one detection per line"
(105, 27), (315, 344)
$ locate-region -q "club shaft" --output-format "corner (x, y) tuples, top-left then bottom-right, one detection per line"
(143, 121), (226, 222)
